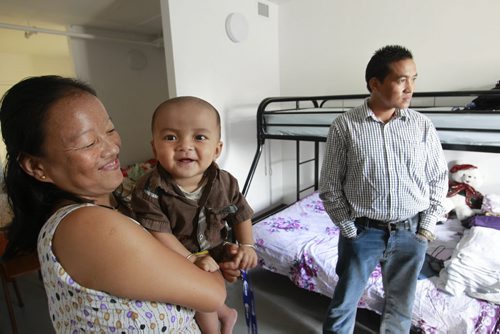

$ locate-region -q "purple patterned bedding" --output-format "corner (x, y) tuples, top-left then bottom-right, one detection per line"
(253, 192), (500, 333)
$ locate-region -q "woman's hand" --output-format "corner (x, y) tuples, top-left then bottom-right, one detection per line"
(194, 254), (220, 272)
(218, 242), (241, 282)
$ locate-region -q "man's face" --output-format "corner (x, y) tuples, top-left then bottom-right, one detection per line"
(371, 58), (417, 110)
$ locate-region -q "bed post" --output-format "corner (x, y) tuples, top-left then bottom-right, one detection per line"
(242, 97), (276, 197)
(296, 141), (300, 202)
(315, 141), (319, 191)
(242, 145), (263, 197)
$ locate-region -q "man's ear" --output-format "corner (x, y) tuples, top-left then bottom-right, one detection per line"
(214, 141), (223, 160)
(17, 153), (52, 183)
(368, 77), (380, 92)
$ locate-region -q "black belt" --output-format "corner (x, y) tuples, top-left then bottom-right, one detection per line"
(355, 214), (419, 232)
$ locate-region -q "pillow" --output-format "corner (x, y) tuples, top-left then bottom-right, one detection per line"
(120, 159), (156, 198)
(466, 215), (500, 231)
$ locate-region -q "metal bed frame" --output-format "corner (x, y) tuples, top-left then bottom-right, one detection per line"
(243, 90), (500, 201)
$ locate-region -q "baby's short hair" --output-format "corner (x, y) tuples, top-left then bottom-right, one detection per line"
(151, 96), (221, 138)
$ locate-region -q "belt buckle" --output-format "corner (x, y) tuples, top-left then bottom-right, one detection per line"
(404, 219), (411, 230)
(389, 219), (411, 232)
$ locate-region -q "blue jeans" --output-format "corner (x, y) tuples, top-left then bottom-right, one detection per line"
(323, 219), (427, 334)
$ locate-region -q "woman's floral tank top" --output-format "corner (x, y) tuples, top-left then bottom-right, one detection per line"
(37, 203), (201, 333)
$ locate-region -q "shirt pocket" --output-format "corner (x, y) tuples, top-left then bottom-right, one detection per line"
(400, 139), (427, 177)
(411, 139), (426, 165)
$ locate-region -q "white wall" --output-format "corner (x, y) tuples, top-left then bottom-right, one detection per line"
(0, 20), (75, 167)
(161, 0), (282, 211)
(278, 0), (500, 96)
(70, 26), (169, 166)
(276, 0), (500, 196)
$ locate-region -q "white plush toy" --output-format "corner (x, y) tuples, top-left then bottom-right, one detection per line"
(443, 163), (484, 221)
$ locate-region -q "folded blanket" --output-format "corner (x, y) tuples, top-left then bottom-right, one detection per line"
(438, 226), (500, 304)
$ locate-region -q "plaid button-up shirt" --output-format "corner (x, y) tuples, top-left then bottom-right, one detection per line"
(319, 99), (448, 238)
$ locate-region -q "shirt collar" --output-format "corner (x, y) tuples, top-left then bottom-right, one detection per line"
(153, 162), (219, 195)
(362, 98), (408, 121)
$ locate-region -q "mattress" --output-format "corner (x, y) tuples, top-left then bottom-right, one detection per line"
(263, 108), (500, 147)
(253, 192), (500, 333)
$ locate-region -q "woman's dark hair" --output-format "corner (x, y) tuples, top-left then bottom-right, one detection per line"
(0, 75), (97, 259)
(365, 45), (413, 92)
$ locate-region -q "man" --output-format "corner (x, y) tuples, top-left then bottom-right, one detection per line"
(319, 45), (448, 333)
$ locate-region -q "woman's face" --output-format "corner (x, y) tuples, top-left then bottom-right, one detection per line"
(37, 92), (123, 202)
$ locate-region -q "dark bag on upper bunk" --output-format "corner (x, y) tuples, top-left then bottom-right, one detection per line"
(466, 80), (500, 110)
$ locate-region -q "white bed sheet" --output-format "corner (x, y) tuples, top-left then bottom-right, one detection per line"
(253, 192), (500, 333)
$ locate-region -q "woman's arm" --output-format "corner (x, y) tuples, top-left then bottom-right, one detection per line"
(151, 231), (191, 258)
(51, 206), (226, 312)
(152, 230), (220, 272)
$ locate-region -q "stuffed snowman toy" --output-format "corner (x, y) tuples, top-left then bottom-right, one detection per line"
(443, 164), (484, 221)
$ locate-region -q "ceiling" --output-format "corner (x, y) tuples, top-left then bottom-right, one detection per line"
(0, 1), (297, 39)
(0, 0), (163, 37)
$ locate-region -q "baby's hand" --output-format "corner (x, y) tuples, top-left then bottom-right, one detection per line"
(235, 244), (258, 270)
(194, 254), (219, 272)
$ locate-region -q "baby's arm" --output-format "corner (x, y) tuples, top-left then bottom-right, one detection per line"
(151, 231), (219, 272)
(232, 219), (258, 270)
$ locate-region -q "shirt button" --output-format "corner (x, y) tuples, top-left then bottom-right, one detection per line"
(199, 234), (204, 239)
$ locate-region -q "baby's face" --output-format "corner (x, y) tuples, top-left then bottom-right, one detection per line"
(151, 103), (222, 190)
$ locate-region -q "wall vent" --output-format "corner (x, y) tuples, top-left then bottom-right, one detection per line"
(258, 2), (269, 17)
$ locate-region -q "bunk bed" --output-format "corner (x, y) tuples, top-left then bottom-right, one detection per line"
(243, 91), (500, 333)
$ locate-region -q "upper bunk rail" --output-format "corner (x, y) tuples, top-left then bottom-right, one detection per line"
(243, 90), (500, 196)
(257, 90), (500, 144)
(437, 127), (499, 133)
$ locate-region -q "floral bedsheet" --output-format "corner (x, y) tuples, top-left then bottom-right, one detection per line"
(253, 192), (500, 333)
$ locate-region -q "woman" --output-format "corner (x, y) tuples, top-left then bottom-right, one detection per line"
(0, 75), (236, 332)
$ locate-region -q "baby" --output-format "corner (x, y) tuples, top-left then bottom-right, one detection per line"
(132, 96), (258, 333)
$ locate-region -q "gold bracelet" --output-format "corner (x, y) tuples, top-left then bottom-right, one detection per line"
(186, 250), (209, 260)
(239, 243), (256, 249)
(418, 229), (435, 241)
